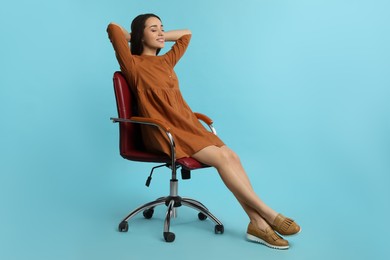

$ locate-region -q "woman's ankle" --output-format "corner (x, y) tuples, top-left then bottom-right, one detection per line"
(249, 217), (269, 231)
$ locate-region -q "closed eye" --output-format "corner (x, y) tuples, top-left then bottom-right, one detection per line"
(149, 25), (164, 32)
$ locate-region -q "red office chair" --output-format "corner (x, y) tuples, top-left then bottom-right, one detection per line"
(110, 71), (224, 242)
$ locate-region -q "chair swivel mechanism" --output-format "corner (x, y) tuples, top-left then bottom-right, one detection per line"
(110, 71), (224, 242)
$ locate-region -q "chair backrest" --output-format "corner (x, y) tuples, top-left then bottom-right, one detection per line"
(112, 71), (209, 170)
(112, 71), (170, 163)
(112, 71), (143, 157)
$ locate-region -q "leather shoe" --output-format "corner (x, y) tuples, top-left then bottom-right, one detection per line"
(270, 214), (301, 236)
(246, 223), (289, 250)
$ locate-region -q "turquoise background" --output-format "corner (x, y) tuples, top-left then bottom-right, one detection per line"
(1, 0), (389, 259)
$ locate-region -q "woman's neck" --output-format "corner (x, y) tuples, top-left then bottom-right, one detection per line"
(141, 47), (157, 56)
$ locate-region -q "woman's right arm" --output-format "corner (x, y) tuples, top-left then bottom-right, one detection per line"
(107, 22), (134, 74)
(108, 22), (131, 42)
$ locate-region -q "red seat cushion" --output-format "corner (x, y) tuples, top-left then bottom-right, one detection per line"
(176, 157), (208, 170)
(121, 150), (207, 170)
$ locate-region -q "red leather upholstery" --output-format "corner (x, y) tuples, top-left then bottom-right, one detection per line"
(112, 71), (208, 170)
(177, 157), (206, 170)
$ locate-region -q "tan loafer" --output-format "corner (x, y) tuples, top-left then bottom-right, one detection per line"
(271, 214), (301, 236)
(246, 223), (289, 250)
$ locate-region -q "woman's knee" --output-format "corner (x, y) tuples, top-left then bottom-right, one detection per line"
(220, 146), (241, 165)
(192, 145), (240, 168)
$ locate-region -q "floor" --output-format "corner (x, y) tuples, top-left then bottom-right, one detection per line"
(1, 150), (388, 260)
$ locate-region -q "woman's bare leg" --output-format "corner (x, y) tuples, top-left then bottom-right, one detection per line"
(192, 145), (278, 230)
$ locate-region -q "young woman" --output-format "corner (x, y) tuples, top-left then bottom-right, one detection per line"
(107, 13), (300, 250)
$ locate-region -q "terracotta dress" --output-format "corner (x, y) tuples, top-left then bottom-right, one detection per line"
(107, 24), (224, 159)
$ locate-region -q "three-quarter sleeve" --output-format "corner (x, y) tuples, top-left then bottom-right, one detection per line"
(107, 24), (135, 77)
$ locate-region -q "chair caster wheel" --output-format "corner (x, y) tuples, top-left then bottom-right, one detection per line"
(163, 232), (175, 242)
(198, 212), (207, 221)
(118, 221), (129, 232)
(143, 208), (154, 219)
(215, 224), (224, 234)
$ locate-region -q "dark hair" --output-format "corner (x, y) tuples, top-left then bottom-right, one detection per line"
(130, 13), (162, 55)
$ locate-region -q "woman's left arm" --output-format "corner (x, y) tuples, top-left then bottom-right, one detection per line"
(164, 29), (192, 42)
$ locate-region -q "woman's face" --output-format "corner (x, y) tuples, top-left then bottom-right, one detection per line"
(142, 17), (165, 54)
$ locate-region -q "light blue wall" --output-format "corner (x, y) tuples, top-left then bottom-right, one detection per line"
(1, 0), (389, 259)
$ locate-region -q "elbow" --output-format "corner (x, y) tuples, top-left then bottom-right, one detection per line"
(108, 22), (118, 27)
(107, 22), (114, 32)
(107, 22), (119, 31)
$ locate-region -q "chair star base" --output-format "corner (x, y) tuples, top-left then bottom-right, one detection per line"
(118, 182), (224, 242)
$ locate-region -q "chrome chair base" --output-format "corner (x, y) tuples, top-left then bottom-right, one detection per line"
(118, 180), (224, 242)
